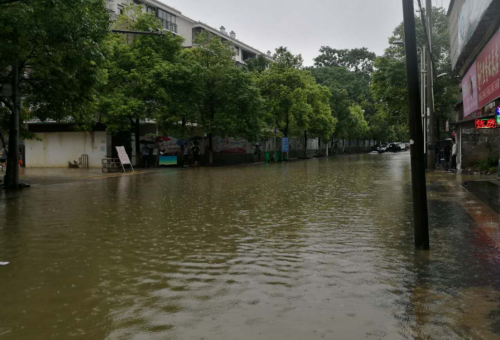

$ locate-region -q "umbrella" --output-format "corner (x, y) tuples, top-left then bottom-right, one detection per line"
(176, 139), (188, 146)
(157, 136), (171, 142)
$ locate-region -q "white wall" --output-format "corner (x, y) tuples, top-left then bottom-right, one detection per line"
(176, 16), (193, 47)
(26, 132), (107, 168)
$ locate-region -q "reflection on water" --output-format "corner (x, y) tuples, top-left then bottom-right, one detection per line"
(1, 153), (500, 339)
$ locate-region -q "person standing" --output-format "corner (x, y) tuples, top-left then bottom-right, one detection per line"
(451, 139), (457, 171)
(191, 142), (200, 167)
(444, 143), (451, 171)
(141, 144), (150, 168)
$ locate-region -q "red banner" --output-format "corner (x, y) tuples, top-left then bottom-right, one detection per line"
(477, 30), (500, 108)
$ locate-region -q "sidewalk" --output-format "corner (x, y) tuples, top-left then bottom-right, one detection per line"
(427, 171), (500, 249)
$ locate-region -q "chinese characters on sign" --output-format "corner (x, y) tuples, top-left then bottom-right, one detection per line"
(477, 31), (500, 109)
(475, 119), (498, 129)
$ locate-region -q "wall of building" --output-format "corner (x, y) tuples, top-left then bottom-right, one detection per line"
(460, 120), (500, 168)
(177, 16), (193, 46)
(25, 132), (107, 168)
(449, 0), (464, 70)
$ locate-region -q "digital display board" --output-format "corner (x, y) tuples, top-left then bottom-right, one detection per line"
(475, 118), (498, 129)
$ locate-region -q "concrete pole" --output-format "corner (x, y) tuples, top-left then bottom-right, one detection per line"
(422, 45), (427, 157)
(426, 0), (436, 169)
(402, 0), (430, 249)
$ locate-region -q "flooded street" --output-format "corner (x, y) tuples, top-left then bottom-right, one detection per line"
(1, 154), (500, 339)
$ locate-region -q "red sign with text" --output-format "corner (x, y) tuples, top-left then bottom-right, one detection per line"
(477, 30), (500, 108)
(475, 119), (498, 129)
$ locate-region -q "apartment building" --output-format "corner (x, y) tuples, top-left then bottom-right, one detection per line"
(105, 0), (274, 65)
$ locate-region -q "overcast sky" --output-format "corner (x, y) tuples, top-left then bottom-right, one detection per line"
(159, 0), (450, 66)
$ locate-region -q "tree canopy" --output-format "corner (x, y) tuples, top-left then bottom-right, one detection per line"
(255, 48), (335, 140)
(314, 47), (376, 74)
(371, 6), (459, 141)
(0, 0), (110, 125)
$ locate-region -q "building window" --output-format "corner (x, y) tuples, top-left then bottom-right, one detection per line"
(146, 5), (156, 15)
(192, 27), (203, 42)
(157, 8), (177, 33)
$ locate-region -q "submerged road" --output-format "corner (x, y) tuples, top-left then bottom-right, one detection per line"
(1, 153), (500, 339)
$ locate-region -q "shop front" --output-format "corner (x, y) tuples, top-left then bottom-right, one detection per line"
(456, 29), (500, 169)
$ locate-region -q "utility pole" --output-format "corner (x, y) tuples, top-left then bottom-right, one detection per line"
(5, 59), (20, 189)
(426, 0), (436, 169)
(402, 0), (430, 249)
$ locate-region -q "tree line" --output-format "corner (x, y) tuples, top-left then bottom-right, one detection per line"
(0, 0), (457, 165)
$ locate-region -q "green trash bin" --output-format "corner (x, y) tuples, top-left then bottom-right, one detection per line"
(265, 152), (271, 163)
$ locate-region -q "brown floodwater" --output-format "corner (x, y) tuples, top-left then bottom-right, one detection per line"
(1, 153), (500, 339)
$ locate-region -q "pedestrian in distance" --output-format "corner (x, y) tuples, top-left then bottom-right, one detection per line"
(191, 142), (200, 167)
(451, 138), (457, 171)
(435, 143), (441, 168)
(444, 143), (451, 171)
(141, 144), (150, 168)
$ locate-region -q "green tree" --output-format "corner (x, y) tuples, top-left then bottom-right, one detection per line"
(99, 5), (184, 163)
(153, 58), (204, 164)
(314, 47), (376, 74)
(273, 47), (304, 69)
(256, 56), (336, 157)
(346, 105), (369, 140)
(372, 6), (458, 140)
(370, 56), (409, 141)
(245, 55), (270, 73)
(0, 0), (110, 187)
(310, 47), (378, 141)
(188, 31), (265, 164)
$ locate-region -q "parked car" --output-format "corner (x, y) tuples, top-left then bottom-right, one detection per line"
(377, 144), (389, 153)
(386, 143), (402, 152)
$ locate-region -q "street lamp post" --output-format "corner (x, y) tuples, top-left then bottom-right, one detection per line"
(393, 40), (427, 158)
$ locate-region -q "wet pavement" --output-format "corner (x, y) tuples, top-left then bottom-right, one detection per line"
(1, 153), (500, 340)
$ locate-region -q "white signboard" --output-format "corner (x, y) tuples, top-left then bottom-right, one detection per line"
(456, 0), (493, 64)
(116, 146), (131, 165)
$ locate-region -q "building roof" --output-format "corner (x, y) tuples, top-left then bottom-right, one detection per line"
(192, 22), (273, 61)
(150, 0), (273, 61)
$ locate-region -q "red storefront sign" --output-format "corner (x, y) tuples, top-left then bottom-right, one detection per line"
(477, 30), (500, 108)
(475, 118), (498, 129)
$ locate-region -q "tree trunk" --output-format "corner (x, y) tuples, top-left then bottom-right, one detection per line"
(134, 118), (141, 167)
(5, 59), (20, 189)
(436, 117), (441, 140)
(208, 133), (213, 165)
(303, 130), (308, 158)
(179, 118), (186, 166)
